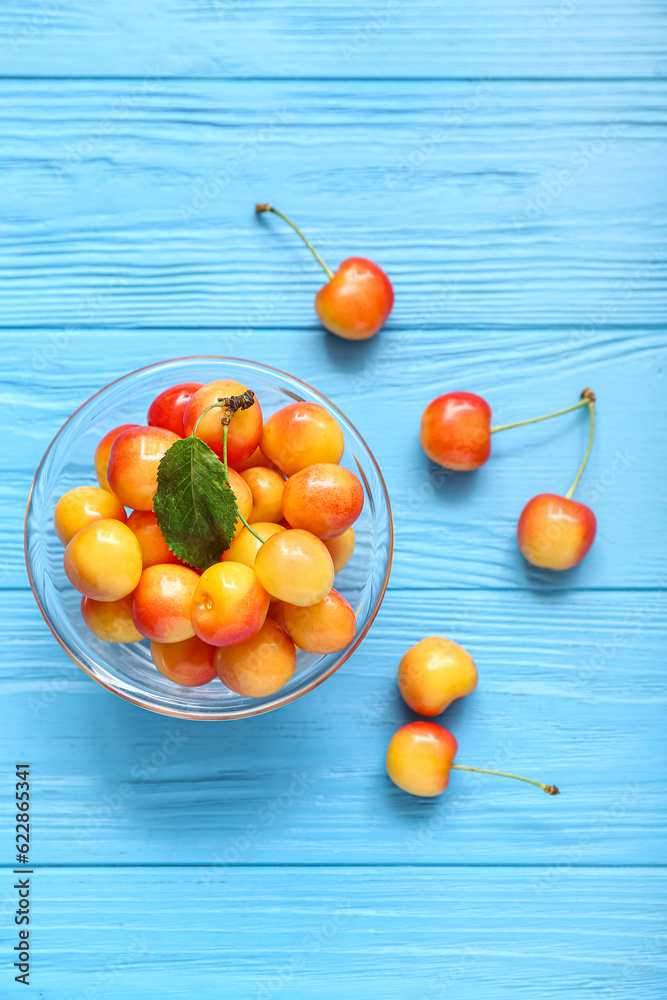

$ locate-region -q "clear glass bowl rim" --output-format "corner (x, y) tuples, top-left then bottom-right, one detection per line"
(24, 355), (394, 721)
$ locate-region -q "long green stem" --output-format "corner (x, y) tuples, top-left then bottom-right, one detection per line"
(565, 392), (596, 500)
(191, 401), (222, 440)
(222, 425), (265, 544)
(255, 203), (334, 280)
(451, 765), (560, 795)
(490, 397), (589, 434)
(191, 399), (266, 545)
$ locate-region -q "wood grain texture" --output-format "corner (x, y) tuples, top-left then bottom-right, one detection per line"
(1, 326), (664, 590)
(1, 588), (664, 865)
(0, 81), (665, 330)
(1, 0), (666, 992)
(1, 0), (666, 78)
(1, 867), (665, 999)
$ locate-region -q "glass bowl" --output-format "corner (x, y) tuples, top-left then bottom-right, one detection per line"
(25, 357), (393, 720)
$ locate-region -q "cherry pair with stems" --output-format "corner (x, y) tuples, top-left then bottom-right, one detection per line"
(421, 388), (598, 571)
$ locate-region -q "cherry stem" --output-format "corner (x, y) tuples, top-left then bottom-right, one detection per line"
(565, 389), (596, 500)
(451, 765), (560, 796)
(255, 203), (335, 280)
(222, 423), (265, 544)
(191, 399), (266, 545)
(490, 397), (589, 434)
(191, 402), (219, 440)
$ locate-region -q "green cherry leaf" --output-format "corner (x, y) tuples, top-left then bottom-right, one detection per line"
(153, 436), (239, 571)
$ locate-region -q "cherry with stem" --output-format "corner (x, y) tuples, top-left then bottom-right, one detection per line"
(386, 721), (560, 797)
(255, 203), (394, 341)
(517, 389), (598, 571)
(421, 388), (596, 472)
(192, 393), (266, 544)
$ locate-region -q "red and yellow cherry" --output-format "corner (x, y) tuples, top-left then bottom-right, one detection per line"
(315, 258), (394, 341)
(222, 522), (285, 568)
(518, 494), (597, 571)
(386, 722), (459, 797)
(256, 204), (393, 340)
(282, 463), (364, 539)
(191, 561), (269, 646)
(230, 445), (277, 473)
(214, 618), (296, 698)
(54, 486), (127, 547)
(518, 389), (597, 571)
(398, 637), (478, 717)
(261, 401), (344, 477)
(147, 381), (202, 437)
(227, 468), (254, 539)
(183, 380), (263, 464)
(127, 509), (179, 568)
(323, 527), (356, 575)
(64, 519), (142, 601)
(94, 423), (136, 491)
(266, 600), (289, 633)
(420, 392), (491, 471)
(282, 588), (356, 654)
(151, 635), (217, 687)
(132, 564), (200, 643)
(254, 529), (334, 606)
(386, 722), (560, 798)
(107, 425), (180, 511)
(420, 390), (595, 472)
(81, 594), (144, 643)
(240, 466), (285, 523)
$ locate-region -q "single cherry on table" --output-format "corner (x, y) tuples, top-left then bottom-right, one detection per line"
(398, 636), (478, 717)
(386, 722), (560, 799)
(420, 390), (596, 472)
(518, 389), (597, 571)
(256, 204), (394, 340)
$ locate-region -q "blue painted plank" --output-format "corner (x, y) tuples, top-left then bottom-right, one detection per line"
(1, 589), (664, 865)
(0, 81), (664, 330)
(1, 326), (664, 590)
(0, 0), (665, 984)
(1, 867), (665, 999)
(0, 0), (666, 78)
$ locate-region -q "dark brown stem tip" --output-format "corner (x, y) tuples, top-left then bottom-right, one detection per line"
(255, 203), (272, 214)
(581, 388), (596, 404)
(216, 390), (256, 424)
(544, 785), (561, 796)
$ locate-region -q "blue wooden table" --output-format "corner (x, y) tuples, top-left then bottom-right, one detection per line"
(1, 3), (666, 996)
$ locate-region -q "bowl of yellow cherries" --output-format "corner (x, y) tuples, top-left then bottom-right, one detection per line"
(25, 357), (392, 719)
